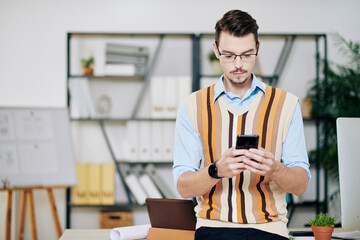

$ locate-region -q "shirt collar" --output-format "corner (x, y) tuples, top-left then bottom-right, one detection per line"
(213, 73), (266, 103)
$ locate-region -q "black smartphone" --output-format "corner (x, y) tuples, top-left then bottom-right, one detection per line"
(236, 135), (259, 149)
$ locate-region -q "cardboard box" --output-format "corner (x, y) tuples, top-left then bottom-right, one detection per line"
(146, 227), (195, 240)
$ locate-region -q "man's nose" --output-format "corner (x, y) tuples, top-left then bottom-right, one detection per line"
(233, 55), (243, 68)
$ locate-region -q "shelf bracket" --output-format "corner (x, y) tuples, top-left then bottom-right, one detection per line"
(98, 119), (133, 204)
(272, 35), (296, 86)
(131, 34), (165, 119)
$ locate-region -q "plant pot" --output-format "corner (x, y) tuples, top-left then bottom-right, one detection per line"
(311, 226), (334, 240)
(83, 67), (94, 76)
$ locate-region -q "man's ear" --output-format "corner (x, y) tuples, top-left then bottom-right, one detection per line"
(256, 40), (260, 52)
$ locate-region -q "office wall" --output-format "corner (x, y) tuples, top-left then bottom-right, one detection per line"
(1, 0), (359, 239)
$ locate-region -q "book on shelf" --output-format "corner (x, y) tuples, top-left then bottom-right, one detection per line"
(88, 163), (102, 205)
(119, 164), (147, 205)
(133, 164), (163, 199)
(101, 163), (115, 205)
(73, 163), (88, 204)
(144, 164), (176, 199)
(104, 43), (149, 76)
(138, 121), (152, 162)
(104, 64), (136, 76)
(150, 75), (192, 119)
(106, 54), (148, 65)
(72, 163), (115, 205)
(125, 121), (139, 161)
(106, 43), (149, 57)
(150, 121), (164, 162)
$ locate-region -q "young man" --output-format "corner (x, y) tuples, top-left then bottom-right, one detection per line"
(173, 9), (310, 240)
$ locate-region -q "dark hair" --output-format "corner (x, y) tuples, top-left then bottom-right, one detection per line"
(215, 9), (259, 45)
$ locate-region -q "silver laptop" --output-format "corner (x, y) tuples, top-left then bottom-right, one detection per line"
(336, 117), (360, 230)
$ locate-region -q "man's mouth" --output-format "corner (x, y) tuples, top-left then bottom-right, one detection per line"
(232, 70), (247, 75)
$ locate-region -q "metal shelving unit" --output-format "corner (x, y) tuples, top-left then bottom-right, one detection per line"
(66, 32), (196, 228)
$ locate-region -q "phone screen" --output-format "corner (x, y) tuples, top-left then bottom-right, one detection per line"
(236, 135), (259, 149)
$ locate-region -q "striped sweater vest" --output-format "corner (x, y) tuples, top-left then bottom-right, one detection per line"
(184, 82), (298, 224)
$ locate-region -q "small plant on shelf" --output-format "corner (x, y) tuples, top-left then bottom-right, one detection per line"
(308, 213), (337, 240)
(81, 56), (94, 76)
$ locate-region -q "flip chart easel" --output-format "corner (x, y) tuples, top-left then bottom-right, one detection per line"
(2, 186), (67, 240)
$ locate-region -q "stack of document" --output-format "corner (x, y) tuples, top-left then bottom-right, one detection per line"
(105, 43), (149, 76)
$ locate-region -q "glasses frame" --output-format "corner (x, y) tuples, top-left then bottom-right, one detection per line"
(215, 41), (259, 63)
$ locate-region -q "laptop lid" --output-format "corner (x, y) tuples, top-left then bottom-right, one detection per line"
(336, 117), (360, 230)
(146, 198), (196, 231)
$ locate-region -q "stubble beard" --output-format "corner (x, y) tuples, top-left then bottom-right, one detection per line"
(227, 68), (252, 86)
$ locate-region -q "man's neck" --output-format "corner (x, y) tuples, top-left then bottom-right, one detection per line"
(223, 76), (253, 99)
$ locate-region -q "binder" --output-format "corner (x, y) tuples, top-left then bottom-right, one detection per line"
(150, 76), (165, 119)
(144, 164), (175, 199)
(88, 163), (101, 205)
(120, 164), (147, 205)
(114, 170), (129, 203)
(177, 76), (192, 105)
(125, 121), (139, 161)
(162, 121), (175, 161)
(138, 121), (151, 162)
(73, 163), (89, 204)
(150, 121), (163, 162)
(133, 165), (162, 199)
(163, 76), (178, 119)
(101, 163), (115, 205)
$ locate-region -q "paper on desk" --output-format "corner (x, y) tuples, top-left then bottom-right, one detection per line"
(110, 224), (151, 240)
(332, 230), (360, 239)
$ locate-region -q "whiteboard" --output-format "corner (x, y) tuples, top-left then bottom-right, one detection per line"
(0, 107), (77, 188)
(336, 117), (360, 230)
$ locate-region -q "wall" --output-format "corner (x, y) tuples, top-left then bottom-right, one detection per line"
(1, 0), (360, 239)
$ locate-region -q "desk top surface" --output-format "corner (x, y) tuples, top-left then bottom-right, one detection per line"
(60, 229), (111, 240)
(60, 228), (357, 240)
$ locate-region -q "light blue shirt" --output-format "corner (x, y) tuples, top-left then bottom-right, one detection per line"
(173, 74), (311, 187)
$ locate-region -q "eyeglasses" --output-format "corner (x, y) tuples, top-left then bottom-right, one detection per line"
(215, 41), (258, 63)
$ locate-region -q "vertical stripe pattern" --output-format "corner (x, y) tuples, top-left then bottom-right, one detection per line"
(187, 83), (298, 224)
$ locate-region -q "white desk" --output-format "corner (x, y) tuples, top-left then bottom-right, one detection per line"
(60, 228), (358, 240)
(59, 229), (111, 240)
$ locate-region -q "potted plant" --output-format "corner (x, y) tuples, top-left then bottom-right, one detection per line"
(208, 51), (222, 75)
(307, 33), (360, 180)
(308, 213), (337, 240)
(81, 56), (94, 76)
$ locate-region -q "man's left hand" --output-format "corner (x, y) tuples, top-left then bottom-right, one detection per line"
(242, 147), (279, 176)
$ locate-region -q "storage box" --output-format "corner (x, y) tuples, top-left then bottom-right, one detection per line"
(99, 211), (133, 229)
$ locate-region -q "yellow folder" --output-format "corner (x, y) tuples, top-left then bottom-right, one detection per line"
(101, 163), (115, 205)
(73, 163), (89, 205)
(88, 163), (101, 205)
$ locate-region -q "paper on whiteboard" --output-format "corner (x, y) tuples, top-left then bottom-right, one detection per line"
(0, 111), (15, 140)
(0, 144), (19, 174)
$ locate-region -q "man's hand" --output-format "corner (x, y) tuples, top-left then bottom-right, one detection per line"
(242, 147), (308, 196)
(242, 147), (278, 176)
(216, 147), (248, 178)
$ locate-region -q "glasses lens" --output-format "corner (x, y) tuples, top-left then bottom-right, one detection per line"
(220, 54), (256, 63)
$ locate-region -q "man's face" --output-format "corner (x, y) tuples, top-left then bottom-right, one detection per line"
(213, 32), (259, 87)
